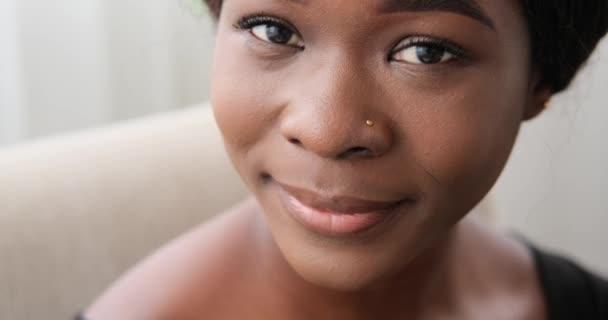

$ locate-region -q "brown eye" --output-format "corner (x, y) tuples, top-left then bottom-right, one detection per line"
(393, 44), (455, 65)
(250, 24), (304, 48)
(390, 36), (466, 65)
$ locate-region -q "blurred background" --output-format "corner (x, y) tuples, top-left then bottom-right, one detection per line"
(0, 0), (214, 145)
(1, 0), (607, 275)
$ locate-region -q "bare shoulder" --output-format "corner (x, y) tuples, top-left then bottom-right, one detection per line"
(460, 219), (547, 320)
(85, 198), (259, 320)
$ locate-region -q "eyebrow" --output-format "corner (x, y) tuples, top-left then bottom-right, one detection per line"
(377, 0), (495, 30)
(284, 0), (495, 30)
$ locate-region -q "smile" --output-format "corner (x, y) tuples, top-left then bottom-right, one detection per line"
(276, 182), (412, 237)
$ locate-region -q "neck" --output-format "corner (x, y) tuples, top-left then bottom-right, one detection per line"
(249, 202), (475, 320)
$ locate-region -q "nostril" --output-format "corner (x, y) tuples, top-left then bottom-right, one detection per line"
(349, 146), (369, 153)
(339, 146), (373, 159)
(260, 172), (273, 184)
(288, 138), (302, 145)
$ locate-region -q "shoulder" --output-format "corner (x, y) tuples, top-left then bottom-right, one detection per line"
(84, 198), (260, 320)
(454, 219), (548, 320)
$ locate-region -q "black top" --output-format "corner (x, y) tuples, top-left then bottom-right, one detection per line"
(527, 243), (608, 319)
(75, 243), (608, 320)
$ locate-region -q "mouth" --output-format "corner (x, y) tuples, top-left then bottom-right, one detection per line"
(275, 181), (413, 237)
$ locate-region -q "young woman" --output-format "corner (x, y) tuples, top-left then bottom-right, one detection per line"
(84, 1), (608, 319)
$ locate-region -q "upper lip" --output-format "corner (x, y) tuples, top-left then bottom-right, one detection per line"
(278, 182), (408, 214)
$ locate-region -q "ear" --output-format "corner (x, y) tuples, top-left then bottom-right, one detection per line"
(523, 71), (553, 121)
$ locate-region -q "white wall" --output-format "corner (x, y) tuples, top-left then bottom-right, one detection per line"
(0, 0), (25, 144)
(0, 0), (214, 146)
(493, 39), (608, 273)
(17, 0), (113, 138)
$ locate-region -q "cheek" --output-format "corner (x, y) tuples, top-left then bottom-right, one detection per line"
(408, 81), (526, 204)
(210, 34), (278, 159)
(211, 80), (266, 153)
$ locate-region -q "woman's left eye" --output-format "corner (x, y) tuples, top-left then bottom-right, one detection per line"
(391, 38), (464, 65)
(393, 44), (454, 64)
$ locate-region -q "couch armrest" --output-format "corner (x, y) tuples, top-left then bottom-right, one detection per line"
(0, 104), (247, 320)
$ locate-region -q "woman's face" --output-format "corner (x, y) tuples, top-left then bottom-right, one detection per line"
(211, 0), (540, 290)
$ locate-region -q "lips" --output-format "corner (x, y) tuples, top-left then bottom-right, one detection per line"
(278, 183), (405, 214)
(276, 182), (410, 236)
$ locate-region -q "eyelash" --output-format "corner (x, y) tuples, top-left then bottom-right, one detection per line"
(234, 13), (468, 62)
(234, 13), (302, 42)
(235, 13), (292, 29)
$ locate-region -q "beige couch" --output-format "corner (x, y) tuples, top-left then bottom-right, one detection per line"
(0, 104), (494, 320)
(0, 104), (248, 320)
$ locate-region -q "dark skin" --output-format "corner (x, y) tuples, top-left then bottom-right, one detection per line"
(87, 0), (554, 319)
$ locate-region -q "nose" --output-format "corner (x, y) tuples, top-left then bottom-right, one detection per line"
(280, 56), (394, 160)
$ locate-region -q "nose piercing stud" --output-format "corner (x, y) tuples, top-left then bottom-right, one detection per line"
(366, 120), (375, 127)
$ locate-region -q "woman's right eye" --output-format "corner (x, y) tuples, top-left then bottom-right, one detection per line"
(235, 15), (304, 49)
(250, 24), (304, 48)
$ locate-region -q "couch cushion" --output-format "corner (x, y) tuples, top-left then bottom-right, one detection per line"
(0, 104), (248, 320)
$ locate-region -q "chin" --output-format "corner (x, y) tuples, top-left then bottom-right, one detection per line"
(281, 245), (401, 292)
(271, 219), (437, 293)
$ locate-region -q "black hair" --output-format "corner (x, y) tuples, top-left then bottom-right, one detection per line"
(521, 1), (608, 93)
(204, 0), (608, 94)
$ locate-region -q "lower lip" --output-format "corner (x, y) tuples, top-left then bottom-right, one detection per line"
(278, 188), (401, 236)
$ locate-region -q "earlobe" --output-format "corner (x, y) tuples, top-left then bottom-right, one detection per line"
(523, 73), (553, 121)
